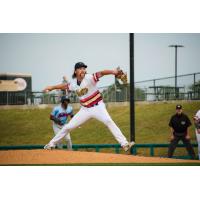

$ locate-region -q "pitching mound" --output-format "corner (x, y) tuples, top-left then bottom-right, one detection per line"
(0, 150), (199, 165)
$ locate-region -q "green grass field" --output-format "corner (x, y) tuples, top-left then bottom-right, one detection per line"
(0, 101), (199, 157)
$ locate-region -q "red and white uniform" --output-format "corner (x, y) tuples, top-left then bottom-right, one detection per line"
(68, 73), (102, 108)
(48, 73), (129, 147)
(195, 110), (200, 159)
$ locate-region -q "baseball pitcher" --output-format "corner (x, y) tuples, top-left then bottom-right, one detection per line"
(43, 62), (134, 152)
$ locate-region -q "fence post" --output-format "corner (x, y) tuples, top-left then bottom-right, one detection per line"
(115, 147), (120, 154)
(95, 147), (100, 152)
(24, 91), (26, 105)
(131, 146), (137, 155)
(153, 79), (156, 100)
(194, 73), (196, 99)
(43, 94), (44, 104)
(194, 73), (196, 86)
(150, 145), (154, 156)
(115, 84), (117, 102)
(7, 92), (8, 105)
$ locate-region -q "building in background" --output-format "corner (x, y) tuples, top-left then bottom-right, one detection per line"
(0, 73), (32, 105)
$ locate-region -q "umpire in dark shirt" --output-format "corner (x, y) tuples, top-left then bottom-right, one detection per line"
(168, 104), (196, 159)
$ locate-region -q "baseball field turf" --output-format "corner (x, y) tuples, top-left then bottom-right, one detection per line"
(0, 101), (199, 160)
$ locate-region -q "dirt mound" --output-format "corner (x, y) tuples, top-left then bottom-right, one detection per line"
(0, 150), (199, 165)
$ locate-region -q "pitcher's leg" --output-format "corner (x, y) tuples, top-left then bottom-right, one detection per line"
(92, 104), (128, 146)
(48, 108), (91, 147)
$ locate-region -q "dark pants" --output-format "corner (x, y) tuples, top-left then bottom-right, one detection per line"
(168, 135), (196, 159)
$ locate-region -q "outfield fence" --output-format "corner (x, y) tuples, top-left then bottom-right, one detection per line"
(0, 143), (198, 160)
(1, 72), (200, 105)
(135, 72), (200, 101)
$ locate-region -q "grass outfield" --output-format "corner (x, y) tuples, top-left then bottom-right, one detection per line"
(0, 101), (199, 157)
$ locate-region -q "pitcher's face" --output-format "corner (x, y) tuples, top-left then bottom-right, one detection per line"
(75, 67), (87, 79)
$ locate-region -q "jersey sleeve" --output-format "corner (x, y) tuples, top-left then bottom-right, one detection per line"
(51, 107), (59, 117)
(92, 72), (101, 83)
(86, 73), (101, 85)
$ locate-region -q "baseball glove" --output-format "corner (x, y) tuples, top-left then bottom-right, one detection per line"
(115, 67), (128, 84)
(53, 117), (63, 125)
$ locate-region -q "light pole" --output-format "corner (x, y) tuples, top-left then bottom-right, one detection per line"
(130, 33), (135, 143)
(169, 44), (184, 99)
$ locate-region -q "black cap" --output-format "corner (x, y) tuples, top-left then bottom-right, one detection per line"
(74, 62), (87, 70)
(61, 96), (70, 103)
(176, 104), (182, 109)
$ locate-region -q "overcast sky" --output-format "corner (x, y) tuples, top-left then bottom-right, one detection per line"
(0, 33), (200, 91)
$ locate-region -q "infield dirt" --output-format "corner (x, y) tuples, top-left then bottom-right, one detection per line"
(0, 150), (199, 165)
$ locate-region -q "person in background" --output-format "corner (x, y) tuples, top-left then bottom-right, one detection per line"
(62, 76), (68, 95)
(194, 109), (200, 159)
(168, 104), (196, 159)
(50, 96), (74, 150)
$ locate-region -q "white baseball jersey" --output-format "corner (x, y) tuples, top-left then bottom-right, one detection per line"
(66, 73), (102, 108)
(195, 110), (200, 120)
(195, 110), (200, 159)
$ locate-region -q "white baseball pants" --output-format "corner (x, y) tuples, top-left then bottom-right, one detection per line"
(49, 101), (128, 147)
(53, 124), (72, 150)
(196, 130), (200, 159)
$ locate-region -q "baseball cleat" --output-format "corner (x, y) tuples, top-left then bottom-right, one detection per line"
(44, 144), (55, 150)
(122, 141), (135, 152)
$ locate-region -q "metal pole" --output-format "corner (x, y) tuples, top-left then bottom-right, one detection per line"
(153, 79), (156, 100)
(175, 46), (178, 99)
(7, 92), (8, 105)
(126, 86), (128, 102)
(130, 33), (135, 142)
(115, 84), (117, 102)
(169, 44), (184, 100)
(194, 73), (196, 99)
(24, 91), (26, 105)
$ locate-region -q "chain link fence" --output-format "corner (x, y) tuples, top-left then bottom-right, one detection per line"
(135, 72), (200, 101)
(0, 72), (200, 105)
